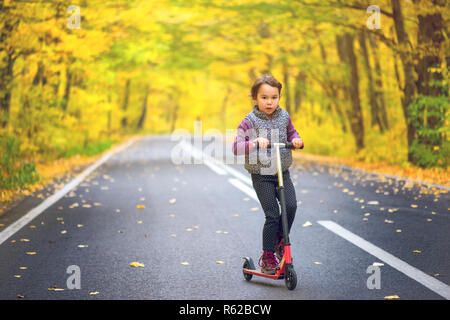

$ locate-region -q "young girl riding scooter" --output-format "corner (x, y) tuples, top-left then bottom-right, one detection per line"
(233, 74), (304, 274)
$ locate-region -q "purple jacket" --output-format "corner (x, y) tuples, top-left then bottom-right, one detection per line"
(232, 112), (301, 155)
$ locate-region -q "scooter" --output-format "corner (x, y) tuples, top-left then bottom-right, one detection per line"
(242, 141), (302, 290)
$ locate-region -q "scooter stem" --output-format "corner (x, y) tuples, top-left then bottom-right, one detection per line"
(273, 143), (284, 188)
(273, 143), (290, 246)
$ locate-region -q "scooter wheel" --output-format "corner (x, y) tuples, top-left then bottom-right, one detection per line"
(242, 257), (255, 281)
(284, 264), (297, 290)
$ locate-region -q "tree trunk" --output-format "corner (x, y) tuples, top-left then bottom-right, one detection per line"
(368, 32), (389, 130)
(121, 79), (131, 129)
(358, 28), (384, 132)
(137, 85), (149, 130)
(282, 58), (291, 114)
(391, 0), (417, 162)
(61, 66), (72, 113)
(336, 34), (365, 150)
(414, 5), (446, 148)
(293, 71), (305, 114)
(343, 33), (365, 151)
(0, 51), (14, 128)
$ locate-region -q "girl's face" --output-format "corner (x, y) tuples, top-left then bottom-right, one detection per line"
(254, 83), (280, 116)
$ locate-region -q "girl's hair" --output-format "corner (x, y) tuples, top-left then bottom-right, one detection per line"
(250, 74), (282, 99)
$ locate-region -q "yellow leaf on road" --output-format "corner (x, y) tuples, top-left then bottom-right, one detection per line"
(130, 262), (145, 267)
(89, 291), (100, 296)
(384, 295), (400, 299)
(136, 205), (145, 209)
(302, 221), (312, 227)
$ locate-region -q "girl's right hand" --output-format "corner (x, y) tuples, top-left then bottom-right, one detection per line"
(253, 137), (270, 149)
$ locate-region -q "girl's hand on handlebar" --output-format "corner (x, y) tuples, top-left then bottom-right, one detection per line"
(253, 137), (270, 149)
(291, 138), (304, 149)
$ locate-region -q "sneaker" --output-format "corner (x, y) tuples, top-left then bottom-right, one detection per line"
(258, 251), (278, 275)
(275, 236), (284, 261)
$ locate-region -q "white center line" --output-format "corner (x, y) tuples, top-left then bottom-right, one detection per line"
(318, 220), (450, 300)
(228, 178), (258, 201)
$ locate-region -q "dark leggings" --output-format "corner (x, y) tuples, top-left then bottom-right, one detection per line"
(251, 170), (297, 252)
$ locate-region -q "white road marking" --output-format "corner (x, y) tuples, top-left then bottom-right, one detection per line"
(228, 178), (258, 201)
(318, 220), (450, 300)
(0, 138), (138, 246)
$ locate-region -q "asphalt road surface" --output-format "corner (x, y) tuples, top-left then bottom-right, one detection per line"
(0, 135), (449, 300)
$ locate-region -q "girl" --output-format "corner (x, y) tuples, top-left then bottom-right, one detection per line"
(233, 74), (304, 275)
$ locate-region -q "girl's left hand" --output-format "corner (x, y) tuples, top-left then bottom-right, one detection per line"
(291, 138), (304, 149)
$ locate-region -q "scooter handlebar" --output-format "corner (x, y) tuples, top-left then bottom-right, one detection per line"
(252, 141), (303, 150)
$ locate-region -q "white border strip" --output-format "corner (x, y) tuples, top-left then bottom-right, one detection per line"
(228, 178), (258, 201)
(0, 137), (138, 246)
(318, 220), (450, 300)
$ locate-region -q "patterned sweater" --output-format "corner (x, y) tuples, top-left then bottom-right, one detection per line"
(232, 105), (301, 175)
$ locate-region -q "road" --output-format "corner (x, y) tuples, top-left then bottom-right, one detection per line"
(0, 135), (449, 300)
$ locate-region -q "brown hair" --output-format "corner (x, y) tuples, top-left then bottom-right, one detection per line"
(250, 74), (282, 99)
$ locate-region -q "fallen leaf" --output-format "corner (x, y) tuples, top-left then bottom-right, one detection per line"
(48, 288), (65, 291)
(302, 221), (313, 227)
(251, 207), (258, 211)
(216, 261), (225, 264)
(60, 230), (67, 234)
(78, 245), (88, 248)
(396, 229), (402, 233)
(136, 205), (145, 209)
(26, 252), (36, 255)
(181, 262), (190, 266)
(82, 204), (92, 208)
(413, 250), (421, 253)
(129, 262), (145, 268)
(384, 219), (394, 224)
(313, 261), (322, 265)
(69, 202), (79, 209)
(89, 291), (100, 296)
(367, 201), (379, 205)
(384, 295), (400, 299)
(410, 204), (418, 208)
